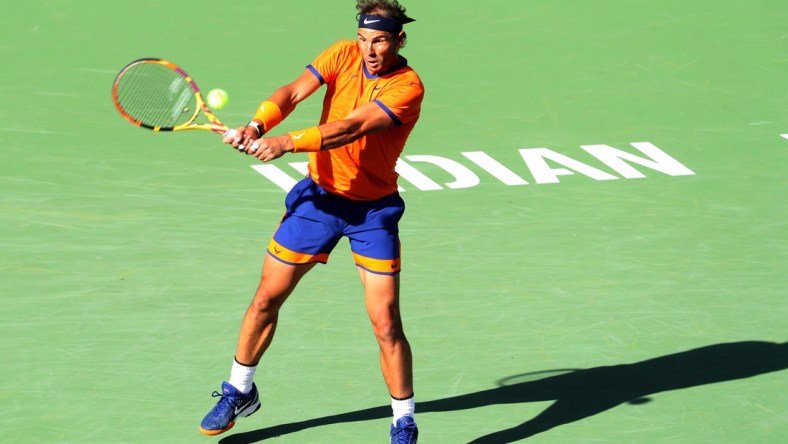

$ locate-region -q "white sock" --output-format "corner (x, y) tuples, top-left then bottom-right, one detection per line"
(391, 394), (415, 425)
(228, 358), (257, 394)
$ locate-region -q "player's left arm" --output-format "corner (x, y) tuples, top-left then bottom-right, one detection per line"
(250, 81), (423, 162)
(326, 80), (424, 149)
(319, 101), (396, 149)
(248, 102), (392, 162)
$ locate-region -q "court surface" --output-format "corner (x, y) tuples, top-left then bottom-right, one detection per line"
(1, 1), (786, 443)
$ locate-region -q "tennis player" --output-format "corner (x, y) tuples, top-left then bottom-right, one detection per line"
(199, 1), (423, 443)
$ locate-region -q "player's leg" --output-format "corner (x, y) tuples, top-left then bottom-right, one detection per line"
(358, 267), (418, 443)
(235, 257), (317, 366)
(359, 269), (413, 397)
(199, 257), (316, 436)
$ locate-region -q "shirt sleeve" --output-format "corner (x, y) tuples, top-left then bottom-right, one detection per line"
(374, 78), (424, 126)
(307, 40), (356, 86)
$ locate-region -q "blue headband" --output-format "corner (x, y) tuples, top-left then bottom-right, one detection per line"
(358, 14), (413, 34)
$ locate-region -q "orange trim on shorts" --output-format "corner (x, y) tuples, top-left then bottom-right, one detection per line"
(267, 239), (329, 265)
(352, 252), (401, 275)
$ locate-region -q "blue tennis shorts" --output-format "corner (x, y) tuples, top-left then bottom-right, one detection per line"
(267, 177), (405, 275)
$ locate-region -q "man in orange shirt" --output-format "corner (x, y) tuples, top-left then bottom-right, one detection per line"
(199, 1), (423, 442)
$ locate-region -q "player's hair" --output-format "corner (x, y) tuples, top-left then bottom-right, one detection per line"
(356, 0), (413, 22)
(356, 0), (414, 48)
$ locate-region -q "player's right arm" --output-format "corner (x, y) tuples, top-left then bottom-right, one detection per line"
(266, 69), (323, 118)
(223, 69), (323, 149)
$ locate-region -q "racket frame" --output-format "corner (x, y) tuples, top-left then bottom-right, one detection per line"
(112, 58), (228, 134)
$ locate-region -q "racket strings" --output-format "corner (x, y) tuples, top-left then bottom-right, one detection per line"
(115, 62), (197, 129)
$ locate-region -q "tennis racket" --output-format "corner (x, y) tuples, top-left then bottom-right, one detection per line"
(112, 58), (236, 138)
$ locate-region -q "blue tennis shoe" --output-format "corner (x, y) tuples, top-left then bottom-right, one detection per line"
(390, 416), (418, 443)
(199, 382), (260, 435)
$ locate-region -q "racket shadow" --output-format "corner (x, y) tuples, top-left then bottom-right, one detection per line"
(218, 341), (787, 443)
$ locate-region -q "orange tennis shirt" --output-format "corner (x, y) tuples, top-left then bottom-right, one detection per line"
(305, 40), (425, 200)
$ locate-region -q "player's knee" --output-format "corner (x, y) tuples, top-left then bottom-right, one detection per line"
(250, 288), (288, 314)
(371, 318), (406, 345)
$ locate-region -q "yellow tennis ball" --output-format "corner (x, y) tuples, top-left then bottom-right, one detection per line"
(206, 89), (228, 110)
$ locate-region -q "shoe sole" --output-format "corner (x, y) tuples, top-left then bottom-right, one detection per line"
(199, 421), (235, 436)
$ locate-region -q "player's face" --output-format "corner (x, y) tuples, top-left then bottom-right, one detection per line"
(357, 28), (403, 76)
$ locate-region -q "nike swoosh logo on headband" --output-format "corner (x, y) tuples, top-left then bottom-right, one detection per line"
(363, 18), (381, 24)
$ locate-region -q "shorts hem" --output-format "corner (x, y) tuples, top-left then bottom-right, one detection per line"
(267, 250), (327, 266)
(355, 264), (401, 275)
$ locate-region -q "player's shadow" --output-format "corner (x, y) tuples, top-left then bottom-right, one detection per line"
(219, 341), (787, 443)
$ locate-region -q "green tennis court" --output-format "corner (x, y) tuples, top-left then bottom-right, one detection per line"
(1, 1), (785, 442)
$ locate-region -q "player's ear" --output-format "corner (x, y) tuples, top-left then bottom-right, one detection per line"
(397, 31), (407, 49)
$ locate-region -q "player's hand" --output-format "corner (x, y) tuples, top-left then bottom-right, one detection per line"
(223, 126), (259, 152)
(249, 135), (293, 162)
